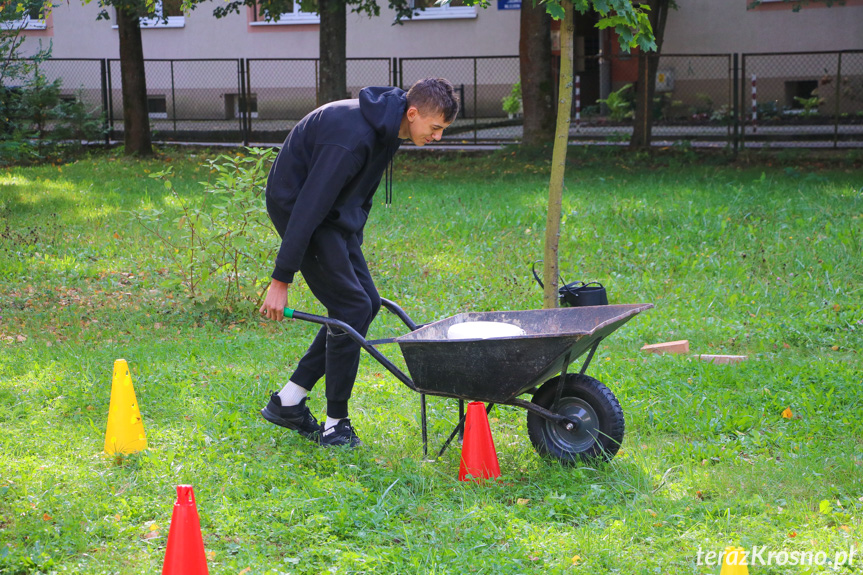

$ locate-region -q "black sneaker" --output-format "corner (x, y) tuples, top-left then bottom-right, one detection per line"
(261, 394), (321, 440)
(320, 419), (362, 448)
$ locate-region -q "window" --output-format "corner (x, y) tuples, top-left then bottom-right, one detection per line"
(785, 80), (818, 109)
(250, 0), (319, 25)
(4, 1), (48, 30)
(139, 0), (185, 28)
(226, 93), (258, 119)
(407, 0), (476, 20)
(148, 95), (167, 119)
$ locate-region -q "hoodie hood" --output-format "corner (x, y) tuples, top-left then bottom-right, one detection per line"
(359, 86), (406, 142)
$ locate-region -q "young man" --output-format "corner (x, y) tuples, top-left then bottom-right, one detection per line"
(258, 78), (459, 447)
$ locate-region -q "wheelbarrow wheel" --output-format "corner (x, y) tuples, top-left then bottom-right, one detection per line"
(526, 373), (624, 464)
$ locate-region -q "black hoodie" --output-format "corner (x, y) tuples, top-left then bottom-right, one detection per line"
(265, 86), (406, 284)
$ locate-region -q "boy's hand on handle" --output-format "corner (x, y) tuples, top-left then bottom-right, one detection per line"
(260, 279), (291, 321)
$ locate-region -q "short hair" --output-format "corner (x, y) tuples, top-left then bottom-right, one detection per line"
(406, 78), (460, 124)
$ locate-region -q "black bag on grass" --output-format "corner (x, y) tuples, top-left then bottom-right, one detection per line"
(532, 262), (608, 307)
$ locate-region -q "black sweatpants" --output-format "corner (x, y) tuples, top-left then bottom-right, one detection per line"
(287, 225), (381, 419)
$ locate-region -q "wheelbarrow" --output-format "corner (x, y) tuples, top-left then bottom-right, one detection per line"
(284, 299), (652, 464)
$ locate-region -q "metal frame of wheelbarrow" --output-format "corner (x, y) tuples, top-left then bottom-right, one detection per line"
(284, 298), (641, 459)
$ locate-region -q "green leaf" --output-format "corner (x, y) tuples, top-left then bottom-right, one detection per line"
(636, 35), (657, 52)
(545, 2), (565, 20)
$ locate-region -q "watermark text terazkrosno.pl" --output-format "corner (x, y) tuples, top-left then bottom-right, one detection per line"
(697, 546), (857, 567)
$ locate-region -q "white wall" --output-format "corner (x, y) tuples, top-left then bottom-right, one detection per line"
(21, 0), (862, 63)
(663, 0), (863, 54)
(19, 1), (521, 60)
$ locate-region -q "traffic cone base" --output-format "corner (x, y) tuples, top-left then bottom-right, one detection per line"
(104, 359), (147, 455)
(163, 485), (209, 575)
(458, 401), (501, 482)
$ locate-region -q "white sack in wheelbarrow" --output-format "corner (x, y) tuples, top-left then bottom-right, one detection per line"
(446, 321), (526, 340)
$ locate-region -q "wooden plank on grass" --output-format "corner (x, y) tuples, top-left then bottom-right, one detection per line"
(640, 340), (690, 355)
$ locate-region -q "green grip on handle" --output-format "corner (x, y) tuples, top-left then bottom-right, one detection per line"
(284, 307), (295, 319)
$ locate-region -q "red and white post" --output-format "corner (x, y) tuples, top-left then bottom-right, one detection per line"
(574, 75), (581, 133)
(751, 74), (757, 133)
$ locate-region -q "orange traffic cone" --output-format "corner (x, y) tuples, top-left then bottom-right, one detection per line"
(458, 402), (501, 482)
(163, 485), (209, 575)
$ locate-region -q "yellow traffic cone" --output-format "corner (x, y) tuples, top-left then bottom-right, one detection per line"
(104, 359), (148, 455)
(720, 546), (750, 575)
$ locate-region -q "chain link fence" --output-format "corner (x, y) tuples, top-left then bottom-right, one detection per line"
(4, 52), (862, 148)
(107, 59), (245, 142)
(399, 56), (521, 143)
(571, 53), (736, 144)
(1, 58), (109, 143)
(742, 50), (863, 147)
(244, 57), (391, 143)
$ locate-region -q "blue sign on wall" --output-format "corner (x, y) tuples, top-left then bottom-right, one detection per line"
(497, 0), (520, 9)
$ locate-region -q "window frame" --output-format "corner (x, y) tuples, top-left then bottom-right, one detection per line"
(406, 0), (476, 21)
(139, 0), (185, 29)
(4, 2), (48, 30)
(110, 0), (185, 29)
(249, 0), (320, 26)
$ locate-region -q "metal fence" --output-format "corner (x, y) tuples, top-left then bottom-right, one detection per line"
(4, 51), (862, 148)
(570, 53), (737, 145)
(399, 56), (521, 143)
(741, 51), (863, 147)
(106, 58), (245, 142)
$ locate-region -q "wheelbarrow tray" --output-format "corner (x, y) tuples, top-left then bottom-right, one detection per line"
(394, 303), (652, 403)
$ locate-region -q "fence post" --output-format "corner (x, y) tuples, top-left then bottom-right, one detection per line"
(246, 59), (253, 145)
(473, 57), (478, 144)
(397, 58), (403, 90)
(314, 60), (320, 108)
(834, 51), (842, 149)
(170, 60), (177, 134)
(237, 59), (245, 146)
(392, 57), (398, 87)
(100, 59), (110, 147)
(739, 55), (746, 149)
(732, 53), (739, 154)
(106, 60), (115, 140)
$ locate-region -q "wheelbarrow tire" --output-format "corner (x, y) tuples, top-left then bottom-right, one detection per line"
(527, 373), (624, 464)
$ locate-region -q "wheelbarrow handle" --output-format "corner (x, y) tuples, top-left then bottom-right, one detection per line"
(285, 299), (418, 331)
(283, 307), (419, 393)
(380, 297), (419, 331)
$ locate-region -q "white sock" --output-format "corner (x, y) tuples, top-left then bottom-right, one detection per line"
(324, 416), (344, 432)
(277, 381), (308, 407)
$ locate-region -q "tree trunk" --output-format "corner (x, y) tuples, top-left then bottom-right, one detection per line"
(318, 0), (347, 105)
(630, 0), (670, 149)
(115, 5), (152, 156)
(543, 0), (573, 309)
(519, 0), (555, 147)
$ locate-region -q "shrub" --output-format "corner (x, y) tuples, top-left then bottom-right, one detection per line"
(135, 147), (279, 311)
(598, 84), (634, 122)
(502, 80), (522, 117)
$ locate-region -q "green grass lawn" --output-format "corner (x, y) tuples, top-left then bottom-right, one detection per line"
(1, 148), (861, 574)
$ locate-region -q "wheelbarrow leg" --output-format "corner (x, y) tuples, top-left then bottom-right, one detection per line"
(458, 400), (465, 442)
(437, 402), (494, 459)
(421, 393), (428, 458)
(579, 337), (603, 375)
